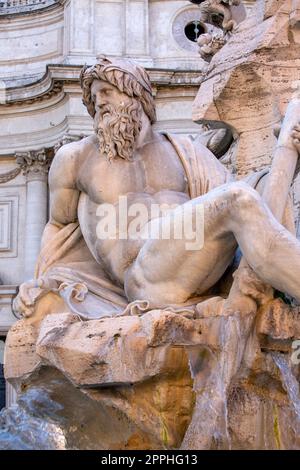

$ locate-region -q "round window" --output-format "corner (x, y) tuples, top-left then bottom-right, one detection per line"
(184, 21), (205, 42)
(172, 8), (206, 53)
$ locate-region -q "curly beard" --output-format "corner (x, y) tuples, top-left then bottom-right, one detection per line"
(96, 101), (142, 162)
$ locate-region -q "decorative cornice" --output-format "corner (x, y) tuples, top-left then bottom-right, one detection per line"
(0, 133), (85, 182)
(0, 65), (203, 108)
(3, 80), (65, 108)
(0, 134), (84, 182)
(0, 0), (62, 16)
(0, 166), (21, 184)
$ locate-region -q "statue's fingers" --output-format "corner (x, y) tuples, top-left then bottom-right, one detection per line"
(23, 306), (34, 318)
(18, 285), (29, 304)
(19, 283), (26, 296)
(19, 285), (34, 307)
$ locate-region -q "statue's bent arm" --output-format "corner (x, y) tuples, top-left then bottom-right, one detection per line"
(12, 145), (81, 317)
(43, 144), (80, 248)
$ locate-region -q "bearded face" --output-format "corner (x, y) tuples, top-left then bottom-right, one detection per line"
(95, 100), (142, 162)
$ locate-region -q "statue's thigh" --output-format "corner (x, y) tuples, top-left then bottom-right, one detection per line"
(125, 196), (237, 304)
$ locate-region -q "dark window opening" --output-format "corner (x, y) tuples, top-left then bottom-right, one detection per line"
(184, 21), (205, 43)
(0, 337), (5, 411)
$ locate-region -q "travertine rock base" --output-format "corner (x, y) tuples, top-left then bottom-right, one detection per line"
(0, 303), (299, 450)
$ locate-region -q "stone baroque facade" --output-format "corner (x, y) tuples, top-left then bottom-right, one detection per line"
(0, 0), (255, 408)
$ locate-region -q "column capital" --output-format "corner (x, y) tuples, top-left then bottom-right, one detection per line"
(16, 148), (52, 181)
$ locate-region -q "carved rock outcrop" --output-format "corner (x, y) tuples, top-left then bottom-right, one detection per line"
(1, 300), (299, 450)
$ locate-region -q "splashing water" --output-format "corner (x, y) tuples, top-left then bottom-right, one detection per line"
(272, 352), (300, 435)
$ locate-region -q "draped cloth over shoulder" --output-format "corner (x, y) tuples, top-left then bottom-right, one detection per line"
(34, 134), (294, 320)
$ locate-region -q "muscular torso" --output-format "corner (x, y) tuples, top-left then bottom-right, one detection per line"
(74, 134), (190, 284)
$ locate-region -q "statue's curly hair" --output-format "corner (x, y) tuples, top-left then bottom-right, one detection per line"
(80, 59), (157, 124)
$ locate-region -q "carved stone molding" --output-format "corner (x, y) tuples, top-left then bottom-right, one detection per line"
(0, 167), (21, 184)
(2, 66), (203, 108)
(0, 137), (84, 184)
(0, 196), (18, 258)
(0, 0), (60, 16)
(2, 81), (64, 108)
(16, 148), (53, 180)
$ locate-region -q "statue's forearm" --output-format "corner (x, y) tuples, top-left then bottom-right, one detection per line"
(264, 96), (300, 220)
(263, 146), (298, 221)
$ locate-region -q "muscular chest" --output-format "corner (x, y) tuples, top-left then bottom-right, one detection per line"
(79, 146), (188, 204)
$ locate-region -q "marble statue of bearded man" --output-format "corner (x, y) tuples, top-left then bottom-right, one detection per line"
(13, 57), (300, 324)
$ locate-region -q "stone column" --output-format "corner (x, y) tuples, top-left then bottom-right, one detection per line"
(16, 150), (51, 281)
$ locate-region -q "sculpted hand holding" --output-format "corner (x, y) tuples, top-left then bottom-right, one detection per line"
(13, 277), (58, 318)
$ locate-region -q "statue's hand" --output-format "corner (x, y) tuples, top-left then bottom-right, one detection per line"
(291, 123), (300, 155)
(13, 277), (58, 318)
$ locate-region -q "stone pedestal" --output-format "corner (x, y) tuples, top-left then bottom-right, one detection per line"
(1, 302), (300, 449)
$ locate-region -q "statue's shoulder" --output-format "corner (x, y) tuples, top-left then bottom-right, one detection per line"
(49, 135), (97, 189)
(54, 135), (96, 161)
(51, 135), (97, 171)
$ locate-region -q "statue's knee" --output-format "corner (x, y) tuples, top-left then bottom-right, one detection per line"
(227, 181), (260, 210)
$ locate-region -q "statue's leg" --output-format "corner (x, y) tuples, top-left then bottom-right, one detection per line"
(124, 181), (300, 305)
